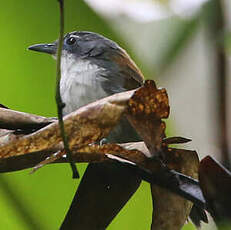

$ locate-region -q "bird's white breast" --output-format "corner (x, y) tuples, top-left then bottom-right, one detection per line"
(60, 54), (108, 115)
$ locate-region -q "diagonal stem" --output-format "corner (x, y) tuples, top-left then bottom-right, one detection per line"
(56, 0), (79, 178)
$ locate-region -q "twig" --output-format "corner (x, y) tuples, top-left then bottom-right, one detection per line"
(56, 0), (79, 178)
(216, 2), (229, 169)
(209, 0), (229, 168)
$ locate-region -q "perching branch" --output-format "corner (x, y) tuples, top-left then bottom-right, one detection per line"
(55, 0), (79, 178)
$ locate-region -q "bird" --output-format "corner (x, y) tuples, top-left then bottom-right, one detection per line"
(29, 31), (144, 229)
(29, 31), (143, 142)
(28, 31), (207, 229)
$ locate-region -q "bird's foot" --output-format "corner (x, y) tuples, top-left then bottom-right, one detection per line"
(99, 138), (108, 145)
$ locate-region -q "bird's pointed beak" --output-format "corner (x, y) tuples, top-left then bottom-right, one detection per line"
(28, 43), (56, 55)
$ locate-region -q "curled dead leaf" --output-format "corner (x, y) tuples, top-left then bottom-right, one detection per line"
(151, 148), (200, 230)
(0, 80), (207, 229)
(199, 156), (231, 226)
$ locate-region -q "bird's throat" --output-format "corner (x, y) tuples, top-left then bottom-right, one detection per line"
(60, 57), (108, 115)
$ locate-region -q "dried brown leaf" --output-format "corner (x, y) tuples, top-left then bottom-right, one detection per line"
(0, 80), (204, 230)
(0, 129), (20, 146)
(199, 156), (231, 225)
(0, 90), (133, 159)
(127, 80), (169, 119)
(127, 80), (169, 155)
(151, 148), (199, 230)
(0, 108), (55, 130)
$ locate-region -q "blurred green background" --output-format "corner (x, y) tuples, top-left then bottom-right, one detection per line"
(1, 0), (229, 229)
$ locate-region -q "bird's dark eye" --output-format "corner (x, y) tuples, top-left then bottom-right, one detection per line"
(66, 37), (76, 45)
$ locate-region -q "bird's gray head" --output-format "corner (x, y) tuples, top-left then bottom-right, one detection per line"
(29, 31), (121, 62)
(28, 31), (143, 85)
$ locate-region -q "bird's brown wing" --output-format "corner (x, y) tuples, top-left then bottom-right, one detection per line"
(111, 47), (144, 90)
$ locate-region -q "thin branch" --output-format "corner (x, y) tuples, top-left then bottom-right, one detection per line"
(56, 0), (79, 178)
(206, 0), (230, 168)
(215, 1), (229, 169)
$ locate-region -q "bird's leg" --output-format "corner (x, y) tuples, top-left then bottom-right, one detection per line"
(99, 138), (108, 145)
